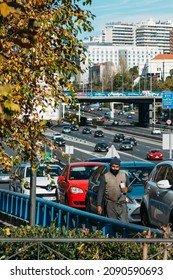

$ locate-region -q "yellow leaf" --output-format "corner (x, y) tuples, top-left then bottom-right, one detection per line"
(5, 228), (11, 236)
(0, 3), (14, 17)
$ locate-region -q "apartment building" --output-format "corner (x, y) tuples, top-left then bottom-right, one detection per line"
(100, 19), (173, 53)
(102, 22), (135, 45)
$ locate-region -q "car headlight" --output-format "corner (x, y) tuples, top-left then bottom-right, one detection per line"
(70, 187), (84, 194)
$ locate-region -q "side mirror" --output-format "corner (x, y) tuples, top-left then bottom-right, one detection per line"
(157, 179), (172, 189)
(58, 175), (65, 181)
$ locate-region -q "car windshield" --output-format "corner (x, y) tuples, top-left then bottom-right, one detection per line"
(70, 166), (99, 180)
(26, 166), (62, 177)
(0, 168), (8, 175)
(121, 166), (154, 185)
(151, 150), (160, 153)
(99, 143), (107, 147)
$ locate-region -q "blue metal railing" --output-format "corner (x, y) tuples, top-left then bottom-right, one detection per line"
(0, 189), (163, 237)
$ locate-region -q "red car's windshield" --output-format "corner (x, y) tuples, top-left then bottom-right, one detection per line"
(69, 166), (98, 180)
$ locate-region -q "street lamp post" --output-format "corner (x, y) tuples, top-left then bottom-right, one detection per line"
(111, 75), (113, 93)
(139, 76), (141, 94)
(131, 76), (133, 93)
(153, 97), (156, 128)
(121, 74), (124, 94)
(150, 60), (152, 93)
(90, 66), (93, 93)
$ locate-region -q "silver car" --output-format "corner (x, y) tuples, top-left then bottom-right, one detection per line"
(140, 160), (173, 229)
(0, 167), (10, 183)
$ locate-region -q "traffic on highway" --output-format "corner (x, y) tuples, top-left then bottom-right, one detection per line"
(0, 103), (173, 230)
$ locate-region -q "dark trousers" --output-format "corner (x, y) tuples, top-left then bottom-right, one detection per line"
(106, 200), (128, 222)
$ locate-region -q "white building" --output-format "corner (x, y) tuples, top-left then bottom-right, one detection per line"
(135, 19), (173, 53)
(148, 54), (173, 81)
(78, 43), (163, 84)
(102, 22), (135, 45)
(101, 19), (173, 53)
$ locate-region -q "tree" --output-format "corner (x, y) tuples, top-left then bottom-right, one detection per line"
(102, 62), (115, 91)
(0, 0), (94, 225)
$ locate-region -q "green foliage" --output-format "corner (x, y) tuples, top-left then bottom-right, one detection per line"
(0, 224), (173, 260)
(0, 0), (94, 170)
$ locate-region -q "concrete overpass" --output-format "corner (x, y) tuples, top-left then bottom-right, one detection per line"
(76, 95), (162, 127)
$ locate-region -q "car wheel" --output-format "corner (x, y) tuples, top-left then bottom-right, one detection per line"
(140, 204), (150, 227)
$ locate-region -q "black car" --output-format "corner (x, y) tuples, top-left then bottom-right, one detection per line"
(124, 137), (137, 146)
(70, 124), (79, 131)
(94, 142), (109, 152)
(82, 127), (92, 134)
(113, 133), (125, 142)
(119, 140), (133, 151)
(94, 130), (104, 137)
(54, 137), (66, 146)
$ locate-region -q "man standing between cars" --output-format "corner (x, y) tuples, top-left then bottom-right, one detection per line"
(96, 157), (130, 222)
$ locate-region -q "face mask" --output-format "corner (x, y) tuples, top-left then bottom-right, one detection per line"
(110, 169), (119, 176)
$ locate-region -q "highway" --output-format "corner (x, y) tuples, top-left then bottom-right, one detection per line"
(0, 109), (170, 192)
(45, 123), (169, 165)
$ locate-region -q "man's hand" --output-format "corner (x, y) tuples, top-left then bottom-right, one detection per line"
(97, 206), (102, 215)
(121, 187), (129, 193)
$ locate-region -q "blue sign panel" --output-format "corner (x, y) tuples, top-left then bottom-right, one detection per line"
(162, 91), (173, 109)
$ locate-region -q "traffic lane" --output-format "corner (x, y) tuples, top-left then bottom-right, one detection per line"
(47, 126), (166, 163)
(50, 127), (164, 162)
(54, 137), (155, 163)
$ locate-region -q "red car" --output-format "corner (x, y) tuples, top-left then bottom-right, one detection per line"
(146, 149), (163, 160)
(57, 162), (102, 209)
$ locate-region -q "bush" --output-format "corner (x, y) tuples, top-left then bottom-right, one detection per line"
(0, 224), (173, 260)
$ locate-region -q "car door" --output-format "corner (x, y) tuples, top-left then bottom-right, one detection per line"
(152, 164), (173, 226)
(148, 164), (170, 226)
(87, 166), (108, 213)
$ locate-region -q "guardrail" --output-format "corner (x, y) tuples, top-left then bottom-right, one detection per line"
(0, 189), (163, 238)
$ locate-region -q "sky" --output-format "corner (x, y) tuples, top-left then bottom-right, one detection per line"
(81, 0), (173, 39)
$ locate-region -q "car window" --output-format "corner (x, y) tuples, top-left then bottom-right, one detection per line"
(154, 165), (168, 182)
(16, 167), (25, 178)
(121, 166), (154, 184)
(0, 168), (8, 175)
(25, 166), (62, 177)
(91, 166), (108, 184)
(69, 165), (99, 180)
(165, 165), (173, 185)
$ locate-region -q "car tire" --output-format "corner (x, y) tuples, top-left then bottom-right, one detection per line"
(140, 204), (150, 227)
